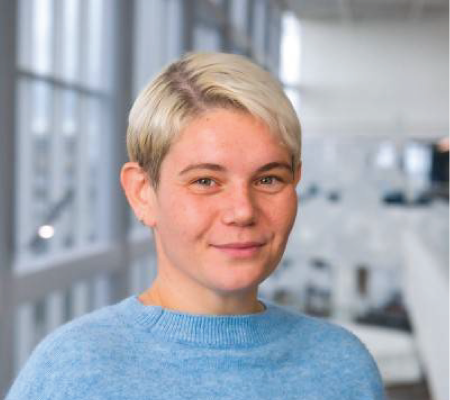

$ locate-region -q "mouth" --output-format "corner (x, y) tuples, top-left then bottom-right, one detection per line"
(211, 242), (266, 258)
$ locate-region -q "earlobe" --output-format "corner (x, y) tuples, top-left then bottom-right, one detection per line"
(120, 162), (157, 227)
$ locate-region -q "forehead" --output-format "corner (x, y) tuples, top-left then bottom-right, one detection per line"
(167, 109), (291, 166)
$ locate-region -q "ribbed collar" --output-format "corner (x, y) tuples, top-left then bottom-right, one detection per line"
(114, 295), (290, 348)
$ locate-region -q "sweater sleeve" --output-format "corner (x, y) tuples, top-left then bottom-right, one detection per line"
(288, 313), (387, 400)
(328, 327), (387, 400)
(5, 313), (112, 400)
(5, 331), (73, 400)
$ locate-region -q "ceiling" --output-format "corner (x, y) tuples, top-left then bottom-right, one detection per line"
(285, 0), (449, 22)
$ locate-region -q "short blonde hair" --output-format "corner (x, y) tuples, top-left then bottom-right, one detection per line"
(127, 52), (301, 187)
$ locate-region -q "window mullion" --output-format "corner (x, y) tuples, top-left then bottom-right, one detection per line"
(76, 95), (88, 247)
(49, 88), (65, 253)
(15, 81), (33, 265)
(52, 0), (62, 78)
(79, 0), (89, 86)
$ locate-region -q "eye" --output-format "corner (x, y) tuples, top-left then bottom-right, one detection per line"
(259, 176), (280, 185)
(257, 176), (282, 185)
(255, 175), (286, 192)
(192, 178), (217, 187)
(189, 177), (221, 194)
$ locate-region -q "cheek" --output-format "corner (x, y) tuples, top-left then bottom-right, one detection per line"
(265, 192), (298, 233)
(158, 194), (215, 239)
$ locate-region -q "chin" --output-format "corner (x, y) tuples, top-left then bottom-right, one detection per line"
(208, 266), (271, 294)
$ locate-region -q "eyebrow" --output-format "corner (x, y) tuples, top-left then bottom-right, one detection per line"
(179, 163), (225, 175)
(257, 161), (293, 174)
(178, 161), (293, 176)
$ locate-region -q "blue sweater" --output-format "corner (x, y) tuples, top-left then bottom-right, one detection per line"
(6, 296), (385, 400)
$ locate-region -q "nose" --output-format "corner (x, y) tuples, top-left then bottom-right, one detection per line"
(221, 184), (257, 226)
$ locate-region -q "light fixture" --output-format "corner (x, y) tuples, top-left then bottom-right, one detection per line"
(38, 224), (55, 239)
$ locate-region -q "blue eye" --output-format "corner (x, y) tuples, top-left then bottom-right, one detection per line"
(259, 176), (279, 185)
(194, 178), (215, 186)
(189, 177), (221, 193)
(255, 176), (287, 192)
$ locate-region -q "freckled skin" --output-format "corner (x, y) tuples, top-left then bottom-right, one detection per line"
(150, 109), (300, 310)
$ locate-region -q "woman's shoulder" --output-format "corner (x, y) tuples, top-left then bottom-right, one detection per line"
(269, 301), (384, 391)
(268, 300), (378, 361)
(41, 299), (126, 351)
(5, 297), (133, 400)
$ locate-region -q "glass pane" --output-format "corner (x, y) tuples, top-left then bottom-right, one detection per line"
(59, 0), (81, 81)
(63, 288), (73, 322)
(17, 0), (33, 68)
(15, 81), (87, 262)
(92, 274), (111, 309)
(280, 12), (302, 85)
(26, 81), (53, 258)
(251, 0), (266, 61)
(266, 5), (281, 74)
(57, 90), (79, 250)
(193, 25), (221, 52)
(83, 0), (105, 88)
(83, 97), (102, 243)
(46, 291), (65, 332)
(31, 0), (55, 74)
(15, 85), (108, 264)
(14, 303), (34, 374)
(166, 0), (183, 62)
(33, 299), (47, 345)
(230, 0), (249, 34)
(72, 281), (90, 318)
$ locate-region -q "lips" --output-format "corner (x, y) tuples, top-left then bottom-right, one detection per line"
(211, 242), (266, 257)
(214, 242), (265, 249)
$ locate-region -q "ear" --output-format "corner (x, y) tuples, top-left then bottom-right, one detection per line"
(120, 162), (157, 227)
(294, 161), (302, 186)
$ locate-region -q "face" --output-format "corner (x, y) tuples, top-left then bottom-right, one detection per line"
(151, 109), (300, 298)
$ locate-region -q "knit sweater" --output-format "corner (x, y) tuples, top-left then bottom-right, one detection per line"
(6, 296), (385, 400)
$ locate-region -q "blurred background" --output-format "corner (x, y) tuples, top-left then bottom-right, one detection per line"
(0, 0), (448, 399)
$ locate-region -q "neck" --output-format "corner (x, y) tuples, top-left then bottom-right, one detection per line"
(139, 279), (265, 315)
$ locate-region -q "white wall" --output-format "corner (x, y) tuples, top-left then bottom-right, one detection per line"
(299, 15), (449, 139)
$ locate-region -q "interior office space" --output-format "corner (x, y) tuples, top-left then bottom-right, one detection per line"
(0, 0), (448, 399)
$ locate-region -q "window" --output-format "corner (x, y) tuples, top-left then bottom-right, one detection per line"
(280, 11), (302, 114)
(192, 0), (225, 52)
(193, 24), (222, 51)
(251, 0), (268, 63)
(15, 0), (111, 266)
(230, 0), (250, 35)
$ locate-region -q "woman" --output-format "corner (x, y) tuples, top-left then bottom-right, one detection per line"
(7, 53), (385, 399)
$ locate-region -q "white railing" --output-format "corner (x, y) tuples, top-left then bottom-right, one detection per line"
(403, 210), (449, 400)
